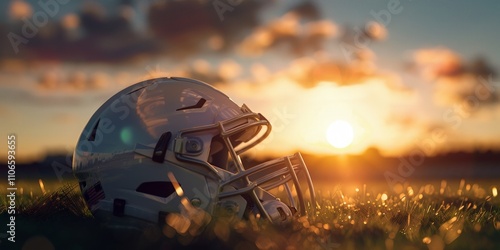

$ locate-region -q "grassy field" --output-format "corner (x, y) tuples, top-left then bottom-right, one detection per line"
(0, 179), (499, 250)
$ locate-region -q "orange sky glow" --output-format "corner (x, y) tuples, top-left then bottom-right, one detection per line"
(0, 1), (499, 163)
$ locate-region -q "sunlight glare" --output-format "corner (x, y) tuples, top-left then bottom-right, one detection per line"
(326, 120), (354, 148)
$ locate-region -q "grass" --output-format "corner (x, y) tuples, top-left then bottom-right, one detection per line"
(0, 180), (499, 250)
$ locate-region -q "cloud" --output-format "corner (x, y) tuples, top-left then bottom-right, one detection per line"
(79, 2), (131, 35)
(147, 0), (268, 57)
(0, 1), (333, 63)
(0, 68), (113, 106)
(410, 47), (498, 107)
(270, 53), (407, 91)
(469, 57), (497, 78)
(37, 70), (111, 91)
(178, 59), (247, 88)
(412, 47), (464, 79)
(2, 1), (153, 61)
(8, 0), (33, 20)
(4, 1), (268, 62)
(363, 21), (388, 41)
(286, 1), (321, 20)
(0, 87), (84, 106)
(218, 59), (242, 81)
(339, 21), (389, 53)
(237, 12), (338, 56)
(432, 74), (498, 107)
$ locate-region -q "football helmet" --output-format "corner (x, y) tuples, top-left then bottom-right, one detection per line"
(72, 77), (315, 227)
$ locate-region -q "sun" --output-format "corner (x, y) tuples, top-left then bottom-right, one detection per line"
(326, 120), (354, 149)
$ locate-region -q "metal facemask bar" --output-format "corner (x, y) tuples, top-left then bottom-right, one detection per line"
(174, 104), (269, 171)
(173, 104), (316, 222)
(218, 152), (316, 221)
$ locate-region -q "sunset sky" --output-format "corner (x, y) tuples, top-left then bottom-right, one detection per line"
(0, 0), (499, 162)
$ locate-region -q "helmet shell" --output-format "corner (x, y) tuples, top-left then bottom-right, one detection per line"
(73, 77), (243, 222)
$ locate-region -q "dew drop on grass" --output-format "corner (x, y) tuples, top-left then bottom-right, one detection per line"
(440, 180), (447, 195)
(393, 183), (403, 194)
(428, 235), (445, 250)
(39, 179), (46, 195)
(457, 179), (465, 196)
(381, 193), (388, 201)
(407, 186), (414, 196)
(424, 184), (435, 195)
(311, 226), (320, 235)
(439, 216), (463, 244)
(399, 193), (406, 201)
(422, 237), (431, 244)
(492, 187), (498, 197)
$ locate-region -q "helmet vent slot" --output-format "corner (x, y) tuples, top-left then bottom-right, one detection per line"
(176, 98), (206, 111)
(153, 132), (171, 163)
(136, 181), (176, 198)
(87, 119), (100, 141)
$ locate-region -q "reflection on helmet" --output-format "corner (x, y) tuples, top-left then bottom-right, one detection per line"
(72, 77), (315, 229)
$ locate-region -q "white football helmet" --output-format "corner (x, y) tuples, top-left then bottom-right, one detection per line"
(72, 77), (315, 227)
